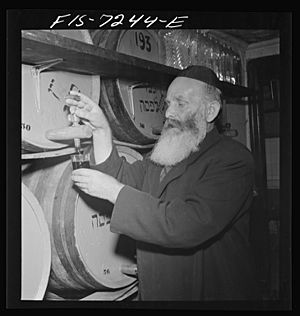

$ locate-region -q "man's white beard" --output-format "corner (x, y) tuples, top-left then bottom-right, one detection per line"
(150, 117), (207, 166)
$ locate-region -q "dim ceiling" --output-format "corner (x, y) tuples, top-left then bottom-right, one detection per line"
(219, 29), (279, 44)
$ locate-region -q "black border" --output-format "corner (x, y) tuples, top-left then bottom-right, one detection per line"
(6, 10), (292, 310)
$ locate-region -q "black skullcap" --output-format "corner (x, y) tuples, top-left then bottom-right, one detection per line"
(178, 65), (222, 92)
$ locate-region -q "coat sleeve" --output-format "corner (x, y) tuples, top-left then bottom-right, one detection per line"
(110, 148), (255, 248)
(92, 145), (146, 190)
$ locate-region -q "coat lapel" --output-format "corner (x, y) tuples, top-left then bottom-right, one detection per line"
(155, 127), (222, 197)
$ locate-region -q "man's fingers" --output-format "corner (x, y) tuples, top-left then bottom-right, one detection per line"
(69, 106), (76, 115)
(70, 91), (95, 105)
(80, 120), (96, 131)
(72, 168), (101, 177)
(68, 107), (97, 125)
(72, 168), (92, 176)
(73, 182), (89, 192)
(71, 108), (93, 121)
(65, 98), (91, 110)
(71, 174), (89, 182)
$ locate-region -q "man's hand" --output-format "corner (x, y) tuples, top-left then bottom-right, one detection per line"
(71, 168), (125, 204)
(66, 91), (113, 164)
(66, 91), (110, 132)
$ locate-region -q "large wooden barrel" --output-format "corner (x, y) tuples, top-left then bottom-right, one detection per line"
(22, 30), (100, 152)
(22, 146), (142, 298)
(44, 280), (138, 301)
(91, 30), (167, 145)
(21, 183), (51, 300)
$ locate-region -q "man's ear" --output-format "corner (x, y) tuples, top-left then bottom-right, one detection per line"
(206, 101), (221, 123)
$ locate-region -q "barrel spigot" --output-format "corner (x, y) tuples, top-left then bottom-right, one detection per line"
(72, 114), (82, 153)
(120, 264), (138, 276)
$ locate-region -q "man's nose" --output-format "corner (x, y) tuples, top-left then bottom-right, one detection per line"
(165, 103), (177, 119)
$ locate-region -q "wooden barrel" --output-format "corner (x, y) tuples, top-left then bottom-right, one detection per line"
(91, 30), (167, 145)
(22, 146), (141, 298)
(45, 281), (138, 301)
(21, 183), (51, 300)
(22, 30), (100, 152)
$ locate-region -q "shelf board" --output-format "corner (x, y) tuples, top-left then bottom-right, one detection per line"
(21, 139), (153, 159)
(22, 30), (177, 88)
(22, 30), (254, 98)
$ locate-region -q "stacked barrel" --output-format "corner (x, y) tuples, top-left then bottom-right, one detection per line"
(23, 29), (241, 300)
(21, 29), (163, 300)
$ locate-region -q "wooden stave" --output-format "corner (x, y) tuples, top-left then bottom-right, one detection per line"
(101, 77), (153, 145)
(95, 29), (149, 145)
(22, 155), (113, 292)
(21, 183), (52, 300)
(91, 30), (164, 145)
(22, 146), (142, 295)
(45, 280), (138, 301)
(52, 162), (110, 291)
(21, 69), (100, 153)
(22, 156), (88, 291)
(22, 30), (100, 154)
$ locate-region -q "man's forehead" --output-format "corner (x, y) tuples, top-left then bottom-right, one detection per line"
(167, 77), (206, 98)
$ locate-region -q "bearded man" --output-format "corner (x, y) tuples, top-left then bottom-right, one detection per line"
(62, 66), (260, 301)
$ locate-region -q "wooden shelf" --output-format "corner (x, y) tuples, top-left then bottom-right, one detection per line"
(22, 30), (177, 89)
(22, 30), (254, 98)
(21, 139), (153, 159)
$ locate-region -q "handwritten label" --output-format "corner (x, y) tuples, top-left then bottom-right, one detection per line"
(103, 268), (111, 275)
(91, 213), (110, 229)
(21, 123), (31, 131)
(49, 13), (188, 29)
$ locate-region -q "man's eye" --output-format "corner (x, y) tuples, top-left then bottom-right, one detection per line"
(178, 103), (186, 107)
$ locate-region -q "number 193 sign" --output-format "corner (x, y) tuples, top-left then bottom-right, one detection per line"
(118, 30), (162, 63)
(117, 30), (166, 140)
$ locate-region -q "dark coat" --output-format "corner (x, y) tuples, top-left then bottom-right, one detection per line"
(94, 127), (260, 300)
